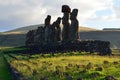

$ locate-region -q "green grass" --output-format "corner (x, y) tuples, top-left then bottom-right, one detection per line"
(0, 52), (12, 80)
(2, 47), (28, 52)
(5, 53), (120, 80)
(2, 47), (120, 80)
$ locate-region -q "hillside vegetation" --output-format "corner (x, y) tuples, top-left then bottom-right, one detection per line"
(0, 51), (12, 80)
(3, 48), (120, 80)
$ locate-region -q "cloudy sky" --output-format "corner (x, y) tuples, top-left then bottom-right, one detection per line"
(0, 0), (120, 32)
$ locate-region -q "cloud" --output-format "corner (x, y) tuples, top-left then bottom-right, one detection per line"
(87, 0), (120, 21)
(0, 0), (119, 31)
(112, 6), (120, 19)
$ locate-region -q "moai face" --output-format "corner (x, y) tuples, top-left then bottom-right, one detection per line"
(70, 9), (78, 20)
(56, 17), (61, 24)
(45, 15), (51, 26)
(62, 13), (70, 24)
(62, 16), (66, 24)
(52, 22), (56, 28)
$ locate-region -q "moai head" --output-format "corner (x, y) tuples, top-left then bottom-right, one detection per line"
(52, 22), (56, 28)
(62, 5), (71, 13)
(56, 17), (61, 25)
(70, 9), (78, 20)
(62, 5), (71, 24)
(45, 15), (51, 26)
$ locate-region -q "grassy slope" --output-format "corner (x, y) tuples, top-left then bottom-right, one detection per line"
(0, 34), (26, 47)
(7, 52), (120, 80)
(0, 51), (12, 80)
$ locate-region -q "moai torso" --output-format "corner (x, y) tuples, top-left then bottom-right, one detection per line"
(61, 5), (71, 43)
(26, 30), (31, 46)
(26, 30), (35, 46)
(44, 15), (56, 44)
(50, 22), (56, 43)
(34, 26), (45, 45)
(55, 17), (61, 42)
(69, 9), (79, 42)
(44, 15), (51, 43)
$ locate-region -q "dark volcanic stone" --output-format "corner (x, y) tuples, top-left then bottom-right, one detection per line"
(103, 60), (109, 64)
(40, 77), (49, 80)
(77, 78), (82, 80)
(105, 76), (117, 80)
(65, 73), (73, 80)
(95, 67), (103, 71)
(113, 61), (119, 65)
(90, 72), (101, 78)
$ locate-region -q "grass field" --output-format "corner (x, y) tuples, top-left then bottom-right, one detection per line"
(0, 51), (12, 80)
(3, 48), (120, 80)
(1, 47), (120, 80)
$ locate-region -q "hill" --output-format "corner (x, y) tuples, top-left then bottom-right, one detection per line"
(3, 24), (98, 34)
(80, 31), (120, 49)
(0, 34), (25, 47)
(4, 24), (44, 34)
(79, 26), (98, 32)
(0, 24), (98, 47)
(0, 24), (120, 49)
(103, 28), (120, 31)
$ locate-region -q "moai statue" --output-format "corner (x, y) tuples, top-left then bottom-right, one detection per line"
(55, 17), (62, 42)
(44, 15), (51, 43)
(34, 26), (45, 45)
(26, 30), (31, 46)
(61, 5), (71, 43)
(50, 22), (56, 43)
(69, 9), (79, 42)
(26, 30), (35, 46)
(33, 29), (37, 45)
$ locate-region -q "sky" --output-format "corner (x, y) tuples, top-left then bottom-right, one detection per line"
(0, 0), (120, 32)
